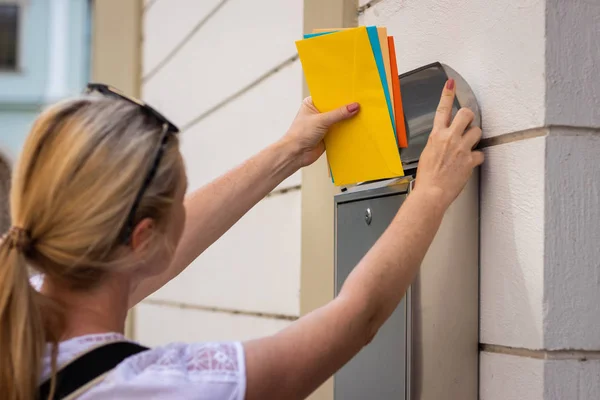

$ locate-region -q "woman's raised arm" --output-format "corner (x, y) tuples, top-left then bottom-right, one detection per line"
(244, 81), (484, 400)
(130, 99), (361, 306)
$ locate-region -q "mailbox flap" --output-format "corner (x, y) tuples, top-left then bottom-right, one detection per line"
(399, 62), (481, 169)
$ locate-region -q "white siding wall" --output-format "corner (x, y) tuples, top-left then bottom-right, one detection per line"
(139, 0), (303, 345)
(361, 0), (600, 398)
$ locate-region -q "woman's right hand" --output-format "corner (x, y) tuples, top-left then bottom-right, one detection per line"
(415, 79), (484, 209)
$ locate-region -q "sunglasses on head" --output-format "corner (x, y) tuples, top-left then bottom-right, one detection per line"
(85, 83), (180, 245)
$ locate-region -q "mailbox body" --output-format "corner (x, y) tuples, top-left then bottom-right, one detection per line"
(334, 175), (479, 400)
(335, 182), (410, 400)
(333, 63), (480, 399)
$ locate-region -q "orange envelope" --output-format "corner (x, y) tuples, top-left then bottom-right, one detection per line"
(388, 36), (408, 148)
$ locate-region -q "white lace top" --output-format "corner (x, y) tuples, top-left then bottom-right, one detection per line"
(40, 333), (246, 399)
(30, 275), (246, 399)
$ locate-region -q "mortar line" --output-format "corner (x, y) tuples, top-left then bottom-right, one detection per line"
(266, 185), (301, 198)
(478, 125), (600, 149)
(481, 343), (600, 361)
(144, 0), (159, 13)
(358, 0), (386, 15)
(477, 128), (548, 149)
(143, 298), (299, 321)
(142, 0), (232, 83)
(547, 125), (600, 136)
(180, 54), (299, 133)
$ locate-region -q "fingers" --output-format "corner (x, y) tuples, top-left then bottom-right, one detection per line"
(433, 79), (456, 130)
(319, 102), (360, 126)
(472, 150), (485, 167)
(463, 125), (484, 167)
(303, 96), (319, 113)
(451, 107), (475, 133)
(462, 126), (482, 149)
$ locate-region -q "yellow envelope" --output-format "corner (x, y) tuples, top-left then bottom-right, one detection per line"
(314, 27), (396, 129)
(297, 27), (403, 186)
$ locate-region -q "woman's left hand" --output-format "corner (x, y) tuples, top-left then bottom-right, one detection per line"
(283, 97), (360, 168)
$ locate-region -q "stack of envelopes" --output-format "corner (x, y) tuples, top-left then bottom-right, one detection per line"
(296, 26), (408, 186)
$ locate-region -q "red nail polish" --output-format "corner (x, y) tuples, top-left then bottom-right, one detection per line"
(347, 103), (360, 113)
(446, 79), (455, 90)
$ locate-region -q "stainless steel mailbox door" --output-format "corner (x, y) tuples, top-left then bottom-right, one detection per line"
(335, 193), (407, 400)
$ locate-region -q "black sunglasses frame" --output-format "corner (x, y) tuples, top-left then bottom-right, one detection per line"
(85, 83), (180, 244)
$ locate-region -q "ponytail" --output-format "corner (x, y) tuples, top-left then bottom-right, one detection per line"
(0, 95), (183, 399)
(0, 229), (47, 400)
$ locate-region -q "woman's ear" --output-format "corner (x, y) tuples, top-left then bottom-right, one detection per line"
(131, 218), (155, 252)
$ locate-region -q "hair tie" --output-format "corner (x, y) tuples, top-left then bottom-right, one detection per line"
(2, 226), (32, 252)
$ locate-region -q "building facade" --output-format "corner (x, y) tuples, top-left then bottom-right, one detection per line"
(140, 1), (600, 399)
(0, 0), (91, 231)
(1, 0), (598, 399)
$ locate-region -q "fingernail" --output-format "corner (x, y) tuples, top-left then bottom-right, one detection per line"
(446, 79), (455, 90)
(347, 103), (360, 113)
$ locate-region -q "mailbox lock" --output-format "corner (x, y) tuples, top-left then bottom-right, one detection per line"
(365, 208), (372, 225)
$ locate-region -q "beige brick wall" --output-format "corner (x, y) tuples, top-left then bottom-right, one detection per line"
(90, 0), (143, 339)
(300, 2), (357, 399)
(91, 0), (142, 97)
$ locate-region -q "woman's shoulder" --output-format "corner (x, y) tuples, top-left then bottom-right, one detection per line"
(113, 340), (246, 381)
(86, 340), (247, 399)
(46, 334), (246, 400)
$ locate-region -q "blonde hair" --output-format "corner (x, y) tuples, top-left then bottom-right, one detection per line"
(0, 96), (183, 400)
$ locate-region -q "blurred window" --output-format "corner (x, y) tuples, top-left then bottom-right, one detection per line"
(0, 153), (10, 233)
(0, 4), (19, 70)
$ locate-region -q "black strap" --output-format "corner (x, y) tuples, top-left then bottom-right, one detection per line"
(38, 341), (149, 400)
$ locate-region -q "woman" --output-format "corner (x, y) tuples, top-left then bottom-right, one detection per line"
(0, 79), (482, 399)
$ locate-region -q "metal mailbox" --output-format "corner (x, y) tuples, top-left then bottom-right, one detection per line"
(335, 181), (410, 400)
(333, 63), (480, 400)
